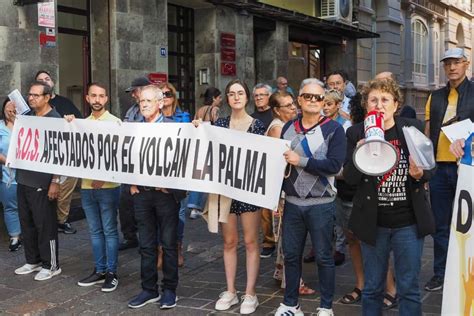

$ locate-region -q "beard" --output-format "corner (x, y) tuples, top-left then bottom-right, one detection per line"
(91, 103), (105, 112)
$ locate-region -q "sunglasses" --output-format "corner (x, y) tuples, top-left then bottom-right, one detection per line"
(163, 91), (174, 98)
(300, 93), (325, 102)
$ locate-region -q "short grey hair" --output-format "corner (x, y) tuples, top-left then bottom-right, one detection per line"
(141, 85), (163, 100)
(299, 78), (324, 95)
(252, 83), (272, 96)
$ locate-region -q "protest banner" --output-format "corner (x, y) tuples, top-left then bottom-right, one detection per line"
(442, 134), (474, 316)
(6, 116), (290, 210)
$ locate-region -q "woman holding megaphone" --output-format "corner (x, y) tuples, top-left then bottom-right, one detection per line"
(343, 79), (435, 316)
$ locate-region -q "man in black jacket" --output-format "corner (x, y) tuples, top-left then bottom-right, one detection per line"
(424, 47), (474, 291)
(36, 70), (82, 235)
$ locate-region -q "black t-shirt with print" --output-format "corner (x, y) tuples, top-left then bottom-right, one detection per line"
(376, 126), (416, 228)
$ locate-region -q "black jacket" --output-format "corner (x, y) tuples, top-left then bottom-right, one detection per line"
(428, 77), (474, 153)
(343, 116), (436, 246)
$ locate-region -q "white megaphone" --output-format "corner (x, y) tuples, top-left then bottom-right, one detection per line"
(353, 111), (399, 176)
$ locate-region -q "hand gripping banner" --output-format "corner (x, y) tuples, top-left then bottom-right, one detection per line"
(6, 116), (290, 210)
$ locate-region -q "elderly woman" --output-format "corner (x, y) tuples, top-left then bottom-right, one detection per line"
(0, 99), (22, 251)
(276, 78), (346, 316)
(343, 79), (435, 315)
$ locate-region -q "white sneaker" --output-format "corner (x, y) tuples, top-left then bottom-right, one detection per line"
(275, 303), (304, 316)
(240, 294), (259, 314)
(189, 209), (203, 219)
(215, 291), (239, 311)
(34, 268), (62, 281)
(14, 263), (42, 275)
(316, 307), (334, 316)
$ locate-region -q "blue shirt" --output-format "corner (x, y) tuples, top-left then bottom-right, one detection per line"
(0, 121), (16, 184)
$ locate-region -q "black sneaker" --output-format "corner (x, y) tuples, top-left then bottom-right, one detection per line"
(9, 238), (22, 252)
(58, 222), (77, 234)
(424, 276), (444, 291)
(101, 272), (118, 292)
(118, 239), (138, 251)
(260, 246), (275, 258)
(77, 270), (106, 287)
(128, 290), (160, 309)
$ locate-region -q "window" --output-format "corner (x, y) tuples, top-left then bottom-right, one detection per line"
(412, 19), (428, 81)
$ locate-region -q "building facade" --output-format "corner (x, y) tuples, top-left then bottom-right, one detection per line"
(0, 0), (472, 118)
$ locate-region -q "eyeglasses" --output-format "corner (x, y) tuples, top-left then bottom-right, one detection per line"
(278, 102), (296, 108)
(300, 93), (325, 102)
(28, 93), (46, 99)
(227, 91), (246, 98)
(253, 93), (269, 99)
(443, 60), (467, 67)
(163, 91), (174, 98)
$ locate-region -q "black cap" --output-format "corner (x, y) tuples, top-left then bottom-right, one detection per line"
(125, 77), (151, 93)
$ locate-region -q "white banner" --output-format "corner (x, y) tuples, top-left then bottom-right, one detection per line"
(442, 163), (474, 315)
(6, 116), (290, 210)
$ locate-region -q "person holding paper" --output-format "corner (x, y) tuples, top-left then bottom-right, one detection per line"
(14, 81), (62, 281)
(0, 99), (22, 252)
(424, 47), (474, 292)
(344, 78), (435, 315)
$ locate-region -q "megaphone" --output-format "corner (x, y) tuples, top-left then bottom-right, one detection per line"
(353, 111), (399, 176)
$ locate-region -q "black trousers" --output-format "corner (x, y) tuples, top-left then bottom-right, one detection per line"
(119, 185), (137, 241)
(133, 190), (179, 293)
(17, 184), (59, 270)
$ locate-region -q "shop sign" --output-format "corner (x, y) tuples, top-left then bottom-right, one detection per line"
(39, 32), (56, 48)
(221, 62), (236, 76)
(148, 72), (168, 84)
(38, 0), (55, 28)
(221, 32), (236, 47)
(221, 48), (236, 62)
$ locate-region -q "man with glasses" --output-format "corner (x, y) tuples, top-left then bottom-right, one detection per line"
(250, 83), (276, 259)
(276, 78), (346, 316)
(326, 71), (352, 121)
(128, 85), (184, 310)
(14, 81), (62, 281)
(274, 76), (295, 96)
(424, 47), (474, 292)
(35, 70), (82, 235)
(251, 83), (273, 130)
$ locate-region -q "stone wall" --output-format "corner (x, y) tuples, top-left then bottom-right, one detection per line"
(107, 0), (168, 117)
(194, 5), (255, 116)
(0, 3), (58, 102)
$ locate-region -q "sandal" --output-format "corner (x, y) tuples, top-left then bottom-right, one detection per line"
(340, 287), (362, 304)
(383, 292), (398, 310)
(299, 282), (316, 295)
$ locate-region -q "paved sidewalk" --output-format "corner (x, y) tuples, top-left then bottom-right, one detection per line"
(0, 214), (442, 315)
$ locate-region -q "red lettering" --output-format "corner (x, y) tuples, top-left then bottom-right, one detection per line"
(32, 129), (40, 161)
(16, 128), (24, 159)
(21, 129), (32, 160)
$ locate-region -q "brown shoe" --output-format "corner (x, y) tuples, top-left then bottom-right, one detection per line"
(178, 242), (184, 267)
(157, 246), (163, 270)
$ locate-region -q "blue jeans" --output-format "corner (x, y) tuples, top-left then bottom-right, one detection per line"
(81, 187), (120, 273)
(361, 225), (424, 316)
(177, 197), (187, 242)
(0, 183), (21, 237)
(187, 191), (207, 210)
(133, 190), (179, 292)
(429, 163), (458, 278)
(282, 200), (335, 309)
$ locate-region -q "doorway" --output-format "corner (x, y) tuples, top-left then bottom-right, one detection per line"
(168, 4), (195, 115)
(57, 0), (90, 115)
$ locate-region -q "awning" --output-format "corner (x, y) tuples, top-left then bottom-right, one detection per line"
(207, 0), (379, 39)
